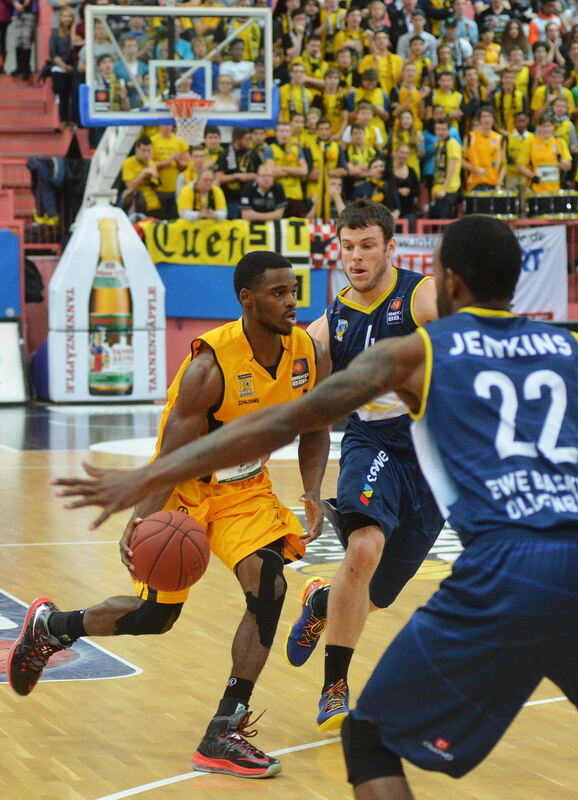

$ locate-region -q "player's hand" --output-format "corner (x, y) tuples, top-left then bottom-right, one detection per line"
(53, 461), (151, 528)
(119, 517), (142, 572)
(299, 491), (324, 544)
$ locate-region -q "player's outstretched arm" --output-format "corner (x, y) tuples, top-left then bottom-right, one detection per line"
(54, 333), (426, 527)
(117, 348), (222, 566)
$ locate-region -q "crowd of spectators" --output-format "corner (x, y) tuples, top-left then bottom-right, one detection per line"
(4, 0), (578, 225)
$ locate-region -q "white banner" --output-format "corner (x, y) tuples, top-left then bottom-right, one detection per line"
(330, 226), (568, 321)
(512, 225), (567, 320)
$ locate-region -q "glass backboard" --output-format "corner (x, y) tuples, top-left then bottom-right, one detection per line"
(82, 5), (275, 127)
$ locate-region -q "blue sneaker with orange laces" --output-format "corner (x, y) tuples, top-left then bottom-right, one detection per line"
(284, 576), (329, 667)
(316, 679), (350, 731)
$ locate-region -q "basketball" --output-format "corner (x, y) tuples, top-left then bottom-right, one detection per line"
(130, 510), (210, 592)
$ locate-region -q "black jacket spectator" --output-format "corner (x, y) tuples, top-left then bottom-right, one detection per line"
(240, 171), (288, 220)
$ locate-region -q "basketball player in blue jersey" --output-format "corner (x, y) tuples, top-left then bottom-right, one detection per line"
(54, 215), (578, 797)
(284, 198), (444, 730)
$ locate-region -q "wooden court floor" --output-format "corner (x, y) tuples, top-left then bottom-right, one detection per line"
(0, 406), (576, 800)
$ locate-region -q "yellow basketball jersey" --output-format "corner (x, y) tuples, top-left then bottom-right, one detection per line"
(156, 319), (318, 477)
(150, 320), (316, 576)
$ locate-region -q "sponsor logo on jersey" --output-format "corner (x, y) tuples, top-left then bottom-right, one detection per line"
(238, 372), (255, 397)
(292, 358), (310, 388)
(387, 297), (404, 324)
(335, 319), (349, 341)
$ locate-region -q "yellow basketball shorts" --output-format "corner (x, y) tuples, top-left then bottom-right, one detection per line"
(132, 470), (305, 604)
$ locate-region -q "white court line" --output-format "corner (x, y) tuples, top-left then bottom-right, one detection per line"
(93, 737), (340, 800)
(524, 696), (567, 707)
(92, 695), (569, 800)
(0, 462), (125, 472)
(0, 540), (115, 547)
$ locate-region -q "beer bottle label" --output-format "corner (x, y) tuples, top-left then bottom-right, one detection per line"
(89, 256), (134, 396)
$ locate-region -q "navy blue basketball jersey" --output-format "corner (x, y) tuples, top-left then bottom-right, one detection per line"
(411, 309), (578, 544)
(327, 267), (431, 424)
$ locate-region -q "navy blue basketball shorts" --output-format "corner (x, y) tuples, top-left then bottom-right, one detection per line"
(352, 535), (578, 778)
(335, 421), (444, 608)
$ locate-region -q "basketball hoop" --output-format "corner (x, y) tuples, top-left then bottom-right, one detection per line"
(165, 98), (216, 145)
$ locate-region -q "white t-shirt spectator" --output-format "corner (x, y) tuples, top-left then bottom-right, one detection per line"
(219, 60), (255, 86)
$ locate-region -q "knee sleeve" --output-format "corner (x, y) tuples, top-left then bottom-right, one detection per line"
(245, 548), (287, 649)
(341, 714), (405, 787)
(115, 601), (183, 636)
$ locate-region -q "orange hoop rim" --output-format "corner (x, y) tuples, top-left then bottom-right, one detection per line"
(165, 98), (216, 118)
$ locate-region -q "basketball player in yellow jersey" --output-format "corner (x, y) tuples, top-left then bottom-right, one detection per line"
(12, 251), (331, 780)
(463, 106), (505, 191)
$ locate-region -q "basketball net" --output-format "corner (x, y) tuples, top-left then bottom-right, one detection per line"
(165, 98), (216, 145)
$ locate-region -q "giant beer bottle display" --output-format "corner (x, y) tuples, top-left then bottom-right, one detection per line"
(48, 206), (166, 402)
(89, 218), (134, 395)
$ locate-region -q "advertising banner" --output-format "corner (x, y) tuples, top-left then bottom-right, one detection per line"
(0, 229), (20, 317)
(332, 226), (568, 321)
(139, 218), (311, 267)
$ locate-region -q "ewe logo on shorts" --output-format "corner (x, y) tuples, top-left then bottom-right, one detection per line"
(291, 358), (310, 389)
(366, 450), (389, 484)
(387, 297), (404, 324)
(359, 449), (389, 505)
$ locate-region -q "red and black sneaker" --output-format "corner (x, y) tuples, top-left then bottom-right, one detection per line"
(7, 597), (70, 696)
(191, 708), (281, 779)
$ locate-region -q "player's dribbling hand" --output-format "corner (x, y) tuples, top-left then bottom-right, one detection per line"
(299, 491), (324, 544)
(119, 517), (142, 572)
